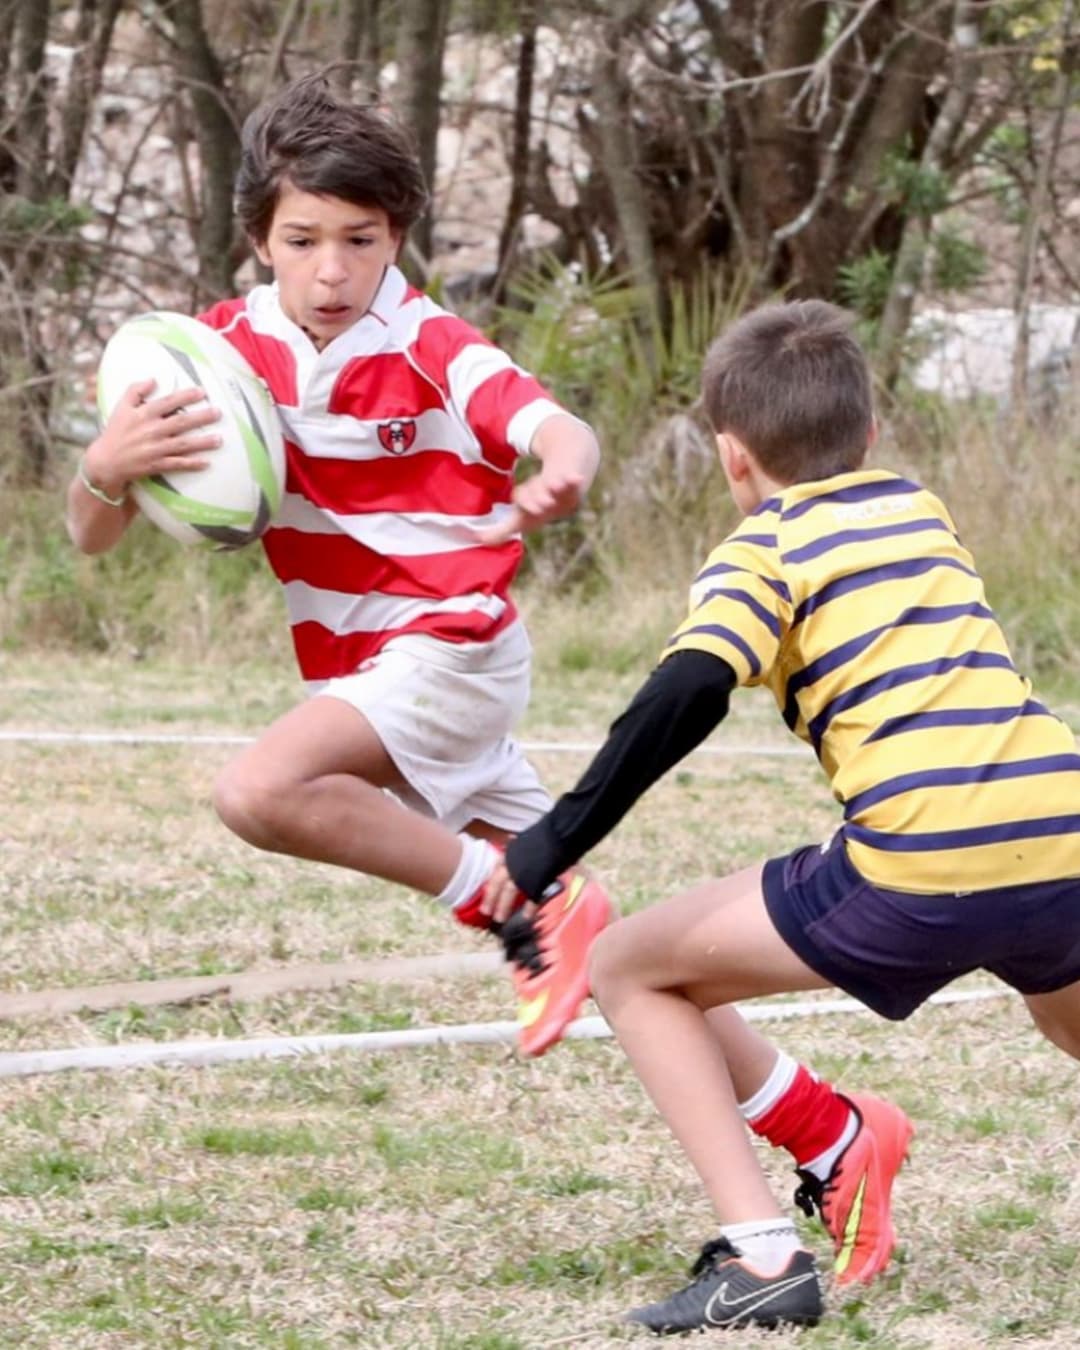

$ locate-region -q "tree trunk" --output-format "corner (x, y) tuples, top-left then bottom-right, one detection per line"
(493, 0), (537, 302)
(49, 0), (125, 199)
(1011, 0), (1076, 410)
(0, 0), (18, 191)
(337, 0), (381, 97)
(155, 0), (241, 303)
(393, 0), (450, 263)
(1, 0), (52, 482)
(591, 2), (662, 314)
(876, 0), (981, 387)
(12, 0), (48, 200)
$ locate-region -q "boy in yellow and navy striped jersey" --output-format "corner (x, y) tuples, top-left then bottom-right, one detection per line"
(481, 300), (1080, 1334)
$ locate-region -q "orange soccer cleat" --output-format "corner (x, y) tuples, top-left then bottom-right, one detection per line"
(793, 1091), (914, 1285)
(497, 870), (614, 1058)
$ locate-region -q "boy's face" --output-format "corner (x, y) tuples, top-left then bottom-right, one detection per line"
(255, 184), (401, 349)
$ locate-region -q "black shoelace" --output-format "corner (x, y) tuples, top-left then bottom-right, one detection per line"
(493, 909), (547, 976)
(793, 1169), (825, 1219)
(689, 1236), (739, 1279)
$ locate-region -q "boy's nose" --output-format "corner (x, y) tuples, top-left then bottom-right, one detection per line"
(315, 250), (348, 284)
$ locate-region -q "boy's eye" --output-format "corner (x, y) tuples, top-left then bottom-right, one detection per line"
(350, 237), (374, 247)
(286, 237), (313, 248)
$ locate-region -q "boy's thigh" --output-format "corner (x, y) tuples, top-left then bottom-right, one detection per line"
(314, 633), (539, 827)
(592, 864), (830, 1005)
(227, 693), (403, 789)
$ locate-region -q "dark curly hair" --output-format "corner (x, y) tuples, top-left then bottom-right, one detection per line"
(236, 71), (430, 245)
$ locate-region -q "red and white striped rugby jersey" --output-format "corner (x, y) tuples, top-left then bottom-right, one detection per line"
(200, 266), (574, 683)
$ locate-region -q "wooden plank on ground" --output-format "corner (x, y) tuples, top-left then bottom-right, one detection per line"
(0, 951), (504, 1021)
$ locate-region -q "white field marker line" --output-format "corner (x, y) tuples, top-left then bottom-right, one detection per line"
(0, 729), (809, 757)
(0, 986), (1008, 1080)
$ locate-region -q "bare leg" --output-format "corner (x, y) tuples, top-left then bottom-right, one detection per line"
(1025, 979), (1080, 1060)
(588, 863), (830, 1225)
(213, 695), (467, 894)
(705, 1005), (790, 1102)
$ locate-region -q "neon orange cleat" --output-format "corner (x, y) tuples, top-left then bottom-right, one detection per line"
(498, 870), (614, 1058)
(794, 1091), (914, 1285)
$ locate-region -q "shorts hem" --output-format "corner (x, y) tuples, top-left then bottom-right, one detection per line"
(762, 853), (918, 1021)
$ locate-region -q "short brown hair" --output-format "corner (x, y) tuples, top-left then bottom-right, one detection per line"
(236, 72), (430, 245)
(701, 301), (874, 483)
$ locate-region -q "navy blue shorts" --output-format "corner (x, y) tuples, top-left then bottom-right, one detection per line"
(762, 834), (1080, 1021)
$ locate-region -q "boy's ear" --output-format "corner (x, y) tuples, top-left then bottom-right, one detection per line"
(868, 416), (879, 450)
(253, 238), (272, 268)
(716, 431), (751, 481)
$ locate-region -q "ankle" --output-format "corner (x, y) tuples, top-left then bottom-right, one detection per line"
(719, 1218), (803, 1277)
(741, 1062), (854, 1168)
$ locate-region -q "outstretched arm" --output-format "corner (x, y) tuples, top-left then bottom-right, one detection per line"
(483, 648), (737, 919)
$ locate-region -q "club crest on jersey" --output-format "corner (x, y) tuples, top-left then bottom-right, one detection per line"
(377, 418), (417, 454)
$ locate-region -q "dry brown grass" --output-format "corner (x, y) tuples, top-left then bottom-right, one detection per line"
(0, 653), (1078, 1348)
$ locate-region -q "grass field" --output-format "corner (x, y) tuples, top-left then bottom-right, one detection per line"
(1, 647), (1079, 1349)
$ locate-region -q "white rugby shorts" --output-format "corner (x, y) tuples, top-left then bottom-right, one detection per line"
(308, 620), (552, 833)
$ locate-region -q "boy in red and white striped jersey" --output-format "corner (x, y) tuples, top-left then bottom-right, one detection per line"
(65, 72), (611, 1056)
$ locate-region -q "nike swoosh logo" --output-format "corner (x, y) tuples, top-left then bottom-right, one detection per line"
(561, 874), (586, 913)
(704, 1269), (818, 1324)
(834, 1173), (868, 1277)
(518, 991), (548, 1027)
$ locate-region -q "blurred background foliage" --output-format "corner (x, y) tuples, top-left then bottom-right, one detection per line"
(2, 0), (1079, 682)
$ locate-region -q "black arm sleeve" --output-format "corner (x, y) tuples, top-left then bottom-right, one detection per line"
(505, 648), (737, 900)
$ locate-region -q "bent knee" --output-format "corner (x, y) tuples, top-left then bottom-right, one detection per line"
(212, 759), (292, 848)
(587, 923), (621, 1003)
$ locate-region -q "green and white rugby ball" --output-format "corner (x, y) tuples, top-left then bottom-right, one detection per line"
(96, 311), (286, 550)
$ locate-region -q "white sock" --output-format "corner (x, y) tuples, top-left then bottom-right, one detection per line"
(737, 1050), (798, 1122)
(720, 1218), (802, 1277)
(437, 835), (500, 912)
(802, 1110), (859, 1180)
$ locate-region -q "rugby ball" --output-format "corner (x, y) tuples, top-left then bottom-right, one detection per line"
(96, 311), (286, 550)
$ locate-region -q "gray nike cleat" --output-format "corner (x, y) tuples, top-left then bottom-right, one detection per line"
(627, 1237), (823, 1334)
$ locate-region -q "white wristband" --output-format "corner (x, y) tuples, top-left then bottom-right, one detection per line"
(78, 455), (129, 508)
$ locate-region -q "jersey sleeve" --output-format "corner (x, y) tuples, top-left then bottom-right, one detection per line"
(410, 313), (578, 468)
(663, 521), (791, 688)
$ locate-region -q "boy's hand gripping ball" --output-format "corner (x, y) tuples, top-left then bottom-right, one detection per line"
(96, 311), (286, 550)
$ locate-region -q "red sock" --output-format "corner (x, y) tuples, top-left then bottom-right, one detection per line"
(746, 1065), (852, 1167)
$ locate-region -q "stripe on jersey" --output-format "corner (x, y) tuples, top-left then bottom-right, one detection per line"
(328, 352), (447, 419)
(200, 300), (299, 406)
(273, 495), (512, 555)
(792, 556), (978, 626)
(783, 602), (996, 723)
(281, 579), (507, 634)
(781, 476), (922, 520)
(263, 527), (521, 598)
(844, 752), (1080, 816)
(865, 700), (1052, 742)
(291, 605), (517, 681)
(693, 561), (791, 605)
(803, 650), (1016, 744)
(782, 516), (955, 566)
(847, 812), (1080, 853)
(284, 449), (513, 516)
(460, 365), (557, 466)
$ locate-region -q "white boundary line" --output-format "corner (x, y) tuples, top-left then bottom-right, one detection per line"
(0, 986), (1008, 1080)
(0, 729), (809, 757)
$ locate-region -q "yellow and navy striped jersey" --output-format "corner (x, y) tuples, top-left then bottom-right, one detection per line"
(663, 468), (1080, 893)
